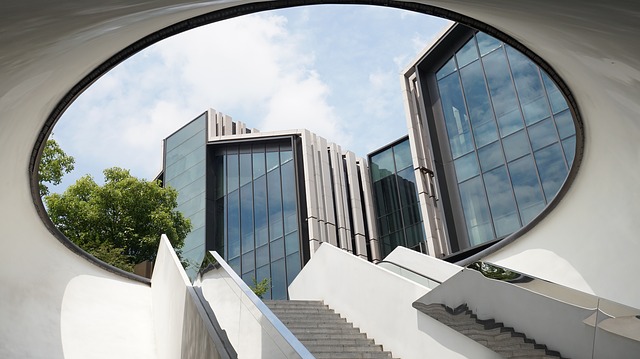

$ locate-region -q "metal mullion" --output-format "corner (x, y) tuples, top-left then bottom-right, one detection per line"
(503, 45), (547, 208)
(477, 36), (523, 230)
(456, 42), (496, 241)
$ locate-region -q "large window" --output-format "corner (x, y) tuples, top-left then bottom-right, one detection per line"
(212, 139), (302, 299)
(370, 138), (425, 257)
(164, 113), (207, 278)
(433, 30), (576, 248)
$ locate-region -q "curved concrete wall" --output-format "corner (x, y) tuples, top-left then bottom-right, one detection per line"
(1, 0), (640, 355)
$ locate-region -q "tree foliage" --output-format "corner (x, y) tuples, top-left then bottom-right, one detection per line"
(44, 167), (191, 271)
(38, 139), (75, 196)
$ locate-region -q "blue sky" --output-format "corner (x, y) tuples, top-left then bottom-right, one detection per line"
(51, 5), (450, 191)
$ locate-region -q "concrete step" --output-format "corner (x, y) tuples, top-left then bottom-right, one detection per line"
(419, 303), (565, 359)
(265, 300), (397, 359)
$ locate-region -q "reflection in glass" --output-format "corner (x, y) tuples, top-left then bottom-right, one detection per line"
(508, 155), (545, 224)
(535, 143), (568, 201)
(213, 139), (301, 300)
(370, 138), (425, 257)
(431, 29), (578, 248)
(454, 152), (480, 182)
(478, 141), (504, 172)
(438, 73), (474, 158)
(484, 166), (520, 236)
(459, 176), (494, 245)
(456, 38), (479, 68)
(502, 130), (530, 162)
(528, 118), (558, 151)
(476, 32), (501, 56)
(436, 57), (457, 80)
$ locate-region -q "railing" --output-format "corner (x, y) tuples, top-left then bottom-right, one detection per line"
(377, 260), (442, 289)
(194, 251), (315, 359)
(414, 264), (640, 359)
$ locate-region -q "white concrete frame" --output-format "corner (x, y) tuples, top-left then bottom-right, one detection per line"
(2, 1), (640, 356)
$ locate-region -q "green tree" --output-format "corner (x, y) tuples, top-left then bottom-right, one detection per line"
(38, 138), (75, 196)
(44, 167), (191, 271)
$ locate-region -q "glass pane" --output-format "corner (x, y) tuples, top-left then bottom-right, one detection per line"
(379, 211), (403, 235)
(506, 46), (549, 125)
(242, 251), (254, 273)
(270, 237), (284, 261)
(373, 175), (399, 216)
(253, 150), (265, 179)
(256, 244), (269, 268)
(484, 48), (521, 120)
(476, 32), (501, 56)
(438, 73), (474, 158)
(436, 57), (457, 80)
(456, 38), (479, 68)
(165, 145), (206, 182)
(239, 153), (252, 187)
(535, 143), (568, 202)
(280, 149), (293, 165)
(271, 259), (286, 300)
(240, 183), (254, 254)
(227, 190), (240, 259)
(371, 148), (395, 181)
(166, 132), (205, 166)
(508, 155), (545, 224)
(393, 139), (413, 171)
(405, 223), (426, 248)
(473, 119), (499, 148)
(286, 252), (301, 286)
(285, 231), (299, 255)
(458, 176), (494, 246)
(169, 163), (205, 192)
(460, 60), (493, 126)
(497, 108), (524, 137)
(528, 117), (558, 151)
(253, 175), (268, 246)
(478, 141), (504, 172)
(554, 109), (575, 139)
(266, 152), (279, 173)
(267, 167), (283, 240)
(396, 167), (419, 208)
(522, 96), (550, 126)
(503, 130), (531, 162)
(227, 154), (239, 192)
(541, 72), (569, 114)
(228, 256), (241, 276)
(165, 114), (206, 154)
(214, 154), (225, 199)
(402, 204), (422, 226)
(484, 166), (520, 237)
(454, 152), (480, 182)
(562, 135), (576, 167)
(281, 160), (298, 234)
(256, 265), (271, 299)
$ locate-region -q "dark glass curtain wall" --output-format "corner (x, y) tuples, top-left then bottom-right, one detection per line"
(212, 139), (301, 299)
(370, 138), (425, 257)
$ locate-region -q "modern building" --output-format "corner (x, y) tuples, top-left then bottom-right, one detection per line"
(373, 23), (578, 260)
(162, 109), (380, 298)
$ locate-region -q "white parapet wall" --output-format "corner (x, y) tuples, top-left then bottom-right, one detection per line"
(151, 235), (230, 359)
(288, 243), (501, 359)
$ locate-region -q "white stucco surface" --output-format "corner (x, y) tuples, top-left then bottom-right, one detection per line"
(1, 0), (640, 356)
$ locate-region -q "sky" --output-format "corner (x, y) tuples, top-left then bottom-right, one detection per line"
(51, 4), (450, 192)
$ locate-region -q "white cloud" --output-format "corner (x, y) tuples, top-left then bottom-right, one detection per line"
(54, 12), (338, 186)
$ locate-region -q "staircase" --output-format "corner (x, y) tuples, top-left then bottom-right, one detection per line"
(415, 302), (565, 358)
(264, 300), (397, 359)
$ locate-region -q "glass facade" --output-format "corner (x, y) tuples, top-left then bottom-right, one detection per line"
(433, 31), (576, 247)
(164, 113), (207, 278)
(212, 139), (302, 299)
(370, 138), (425, 257)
